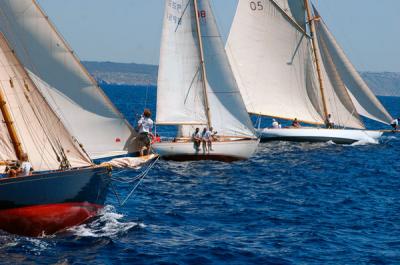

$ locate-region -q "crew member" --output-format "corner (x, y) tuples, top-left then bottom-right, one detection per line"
(137, 109), (154, 156)
(292, 118), (301, 128)
(325, 114), (334, 129)
(391, 118), (399, 131)
(192, 128), (202, 151)
(18, 153), (33, 177)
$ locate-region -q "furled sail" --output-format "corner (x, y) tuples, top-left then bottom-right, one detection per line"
(197, 0), (255, 137)
(0, 0), (139, 159)
(159, 0), (255, 138)
(313, 7), (393, 125)
(0, 33), (91, 171)
(157, 0), (208, 125)
(226, 0), (325, 124)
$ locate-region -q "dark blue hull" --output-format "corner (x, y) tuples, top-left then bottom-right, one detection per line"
(0, 166), (111, 236)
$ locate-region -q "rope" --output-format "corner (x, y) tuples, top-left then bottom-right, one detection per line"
(111, 156), (159, 206)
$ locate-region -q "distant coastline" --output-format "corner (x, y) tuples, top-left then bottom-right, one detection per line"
(83, 61), (400, 97)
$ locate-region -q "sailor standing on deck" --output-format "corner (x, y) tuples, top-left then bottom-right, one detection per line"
(137, 109), (154, 156)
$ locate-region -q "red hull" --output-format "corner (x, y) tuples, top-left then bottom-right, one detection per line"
(0, 203), (102, 237)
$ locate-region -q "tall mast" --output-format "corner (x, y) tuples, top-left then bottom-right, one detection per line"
(193, 0), (212, 128)
(0, 81), (23, 160)
(305, 0), (329, 120)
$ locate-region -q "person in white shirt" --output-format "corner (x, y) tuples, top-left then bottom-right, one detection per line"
(325, 114), (334, 129)
(18, 153), (33, 177)
(272, 119), (280, 129)
(192, 127), (202, 151)
(203, 127), (217, 152)
(391, 118), (399, 131)
(137, 109), (154, 156)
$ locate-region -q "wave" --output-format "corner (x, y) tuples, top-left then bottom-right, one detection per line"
(67, 205), (145, 238)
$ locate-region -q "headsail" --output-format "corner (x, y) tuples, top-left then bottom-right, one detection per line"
(313, 7), (393, 125)
(0, 0), (139, 159)
(159, 0), (255, 138)
(0, 33), (91, 171)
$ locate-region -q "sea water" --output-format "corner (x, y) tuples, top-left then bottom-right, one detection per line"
(0, 85), (399, 264)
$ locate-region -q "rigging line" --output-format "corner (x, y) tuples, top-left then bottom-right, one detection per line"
(269, 0), (311, 38)
(184, 65), (201, 105)
(115, 156), (159, 206)
(9, 57), (66, 165)
(0, 5), (77, 138)
(174, 0), (191, 32)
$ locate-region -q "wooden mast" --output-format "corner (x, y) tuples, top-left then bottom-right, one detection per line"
(305, 0), (329, 121)
(0, 81), (23, 161)
(193, 0), (212, 128)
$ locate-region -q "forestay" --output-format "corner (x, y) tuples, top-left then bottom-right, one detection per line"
(0, 33), (91, 171)
(226, 0), (325, 125)
(157, 0), (208, 125)
(0, 0), (139, 159)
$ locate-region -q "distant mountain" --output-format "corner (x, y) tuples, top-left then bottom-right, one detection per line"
(83, 61), (400, 96)
(360, 71), (400, 97)
(82, 61), (158, 86)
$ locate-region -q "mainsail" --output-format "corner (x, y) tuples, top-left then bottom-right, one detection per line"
(226, 0), (325, 124)
(0, 32), (91, 171)
(157, 0), (208, 126)
(0, 0), (139, 159)
(158, 0), (255, 137)
(226, 0), (392, 128)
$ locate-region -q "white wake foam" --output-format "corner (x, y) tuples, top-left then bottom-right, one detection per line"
(67, 205), (144, 238)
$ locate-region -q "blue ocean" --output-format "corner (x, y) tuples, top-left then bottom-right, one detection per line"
(0, 84), (399, 265)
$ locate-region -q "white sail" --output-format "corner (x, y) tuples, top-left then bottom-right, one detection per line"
(197, 0), (256, 137)
(159, 0), (255, 138)
(227, 0), (391, 129)
(313, 26), (365, 129)
(157, 0), (208, 125)
(226, 0), (325, 124)
(0, 109), (17, 162)
(313, 8), (393, 125)
(0, 0), (139, 159)
(0, 33), (91, 171)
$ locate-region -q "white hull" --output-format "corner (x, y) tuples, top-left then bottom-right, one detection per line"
(152, 138), (259, 162)
(257, 128), (383, 144)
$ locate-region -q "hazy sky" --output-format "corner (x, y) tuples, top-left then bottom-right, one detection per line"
(38, 0), (400, 72)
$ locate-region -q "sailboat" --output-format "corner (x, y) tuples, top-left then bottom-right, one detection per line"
(226, 0), (393, 144)
(0, 0), (141, 160)
(0, 30), (111, 237)
(152, 0), (259, 161)
(0, 1), (156, 237)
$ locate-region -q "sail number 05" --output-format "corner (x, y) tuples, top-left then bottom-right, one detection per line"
(249, 1), (263, 11)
